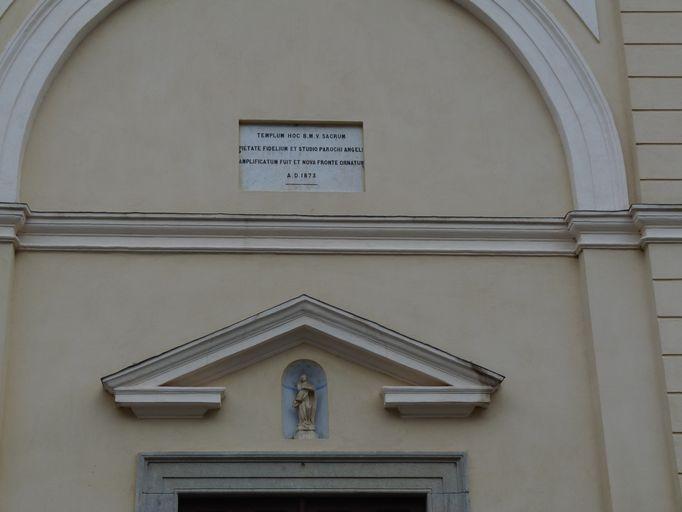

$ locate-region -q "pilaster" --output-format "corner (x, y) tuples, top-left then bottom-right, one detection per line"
(0, 242), (13, 443)
(579, 249), (680, 511)
(0, 204), (21, 443)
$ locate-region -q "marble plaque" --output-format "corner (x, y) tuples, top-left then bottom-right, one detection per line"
(240, 123), (364, 192)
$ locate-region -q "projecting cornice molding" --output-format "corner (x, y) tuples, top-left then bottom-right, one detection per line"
(0, 0), (627, 210)
(0, 202), (26, 244)
(567, 210), (640, 252)
(632, 206), (682, 246)
(4, 204), (682, 255)
(101, 295), (504, 419)
(1, 205), (576, 255)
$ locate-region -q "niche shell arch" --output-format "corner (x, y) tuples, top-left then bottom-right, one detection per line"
(282, 359), (329, 440)
(0, 0), (628, 211)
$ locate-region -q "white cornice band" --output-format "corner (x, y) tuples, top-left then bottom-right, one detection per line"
(567, 210), (642, 251)
(632, 206), (682, 246)
(102, 295), (503, 419)
(0, 0), (627, 210)
(1, 204), (681, 256)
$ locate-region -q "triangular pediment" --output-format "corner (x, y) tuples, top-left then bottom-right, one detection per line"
(102, 295), (503, 419)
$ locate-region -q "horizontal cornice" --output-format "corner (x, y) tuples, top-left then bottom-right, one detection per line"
(0, 202), (27, 244)
(566, 210), (641, 252)
(632, 206), (682, 246)
(0, 203), (680, 256)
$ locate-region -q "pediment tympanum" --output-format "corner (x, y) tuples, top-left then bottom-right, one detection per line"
(101, 295), (503, 419)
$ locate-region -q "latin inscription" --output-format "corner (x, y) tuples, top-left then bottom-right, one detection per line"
(240, 124), (364, 192)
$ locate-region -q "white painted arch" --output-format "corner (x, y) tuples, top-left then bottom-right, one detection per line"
(0, 0), (628, 210)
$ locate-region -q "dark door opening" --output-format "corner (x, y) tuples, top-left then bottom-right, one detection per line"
(179, 494), (427, 512)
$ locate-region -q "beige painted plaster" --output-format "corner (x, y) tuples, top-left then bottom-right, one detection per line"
(0, 0), (39, 51)
(0, 252), (605, 511)
(0, 244), (13, 446)
(542, 0), (637, 201)
(580, 249), (681, 512)
(20, 0), (574, 216)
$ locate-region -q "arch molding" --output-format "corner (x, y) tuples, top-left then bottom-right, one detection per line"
(0, 0), (628, 210)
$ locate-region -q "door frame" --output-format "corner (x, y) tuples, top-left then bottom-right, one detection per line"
(136, 452), (468, 512)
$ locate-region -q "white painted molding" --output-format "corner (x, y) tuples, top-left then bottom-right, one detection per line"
(382, 386), (492, 418)
(14, 207), (576, 256)
(113, 387), (224, 419)
(465, 0), (626, 209)
(0, 0), (627, 210)
(102, 295), (504, 419)
(564, 0), (599, 40)
(4, 203), (682, 255)
(0, 0), (14, 20)
(632, 206), (682, 246)
(567, 210), (640, 252)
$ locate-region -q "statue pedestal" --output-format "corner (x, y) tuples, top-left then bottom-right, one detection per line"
(295, 429), (318, 440)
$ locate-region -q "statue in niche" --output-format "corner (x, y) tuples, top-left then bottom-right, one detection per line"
(282, 360), (328, 440)
(292, 374), (317, 439)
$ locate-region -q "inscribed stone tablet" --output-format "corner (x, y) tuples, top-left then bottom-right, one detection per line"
(239, 123), (364, 192)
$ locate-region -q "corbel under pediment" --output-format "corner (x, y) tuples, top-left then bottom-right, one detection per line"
(101, 295), (504, 419)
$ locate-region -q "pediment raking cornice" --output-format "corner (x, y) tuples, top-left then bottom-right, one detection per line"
(101, 295), (504, 419)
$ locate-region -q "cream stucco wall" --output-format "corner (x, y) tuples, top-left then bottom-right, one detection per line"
(580, 249), (679, 511)
(19, 0), (577, 216)
(1, 2), (678, 512)
(620, 2), (682, 204)
(0, 0), (637, 215)
(0, 253), (606, 511)
(542, 0), (637, 202)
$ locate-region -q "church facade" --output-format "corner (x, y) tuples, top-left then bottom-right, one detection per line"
(0, 1), (681, 511)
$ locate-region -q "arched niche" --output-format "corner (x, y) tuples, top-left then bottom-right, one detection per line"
(282, 359), (329, 440)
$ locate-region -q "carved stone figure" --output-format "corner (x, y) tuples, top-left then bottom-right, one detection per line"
(292, 374), (317, 439)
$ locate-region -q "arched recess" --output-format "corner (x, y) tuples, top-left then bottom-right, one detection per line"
(0, 0), (628, 210)
(282, 359), (329, 440)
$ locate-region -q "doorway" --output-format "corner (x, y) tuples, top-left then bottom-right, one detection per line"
(179, 495), (426, 512)
(136, 452), (467, 512)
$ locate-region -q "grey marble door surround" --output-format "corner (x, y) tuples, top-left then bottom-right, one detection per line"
(135, 452), (469, 512)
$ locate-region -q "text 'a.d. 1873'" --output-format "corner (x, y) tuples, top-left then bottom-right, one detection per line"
(239, 124), (364, 192)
